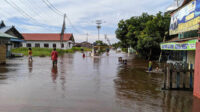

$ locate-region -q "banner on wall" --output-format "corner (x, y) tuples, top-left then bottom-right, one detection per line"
(160, 40), (197, 50)
(170, 0), (200, 35)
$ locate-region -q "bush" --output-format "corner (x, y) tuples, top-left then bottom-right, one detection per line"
(11, 47), (91, 57)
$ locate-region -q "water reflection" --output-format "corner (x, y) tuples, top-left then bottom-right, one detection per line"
(93, 57), (100, 70)
(51, 66), (58, 83)
(161, 91), (193, 112)
(0, 52), (199, 112)
(0, 65), (8, 74)
(28, 61), (33, 73)
(114, 57), (195, 112)
(192, 97), (200, 112)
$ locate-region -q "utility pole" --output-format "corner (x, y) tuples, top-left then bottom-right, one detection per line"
(104, 34), (107, 44)
(105, 34), (111, 46)
(60, 13), (66, 48)
(86, 33), (88, 42)
(96, 20), (102, 41)
(177, 0), (179, 7)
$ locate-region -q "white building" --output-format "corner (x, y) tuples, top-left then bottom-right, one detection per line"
(22, 33), (75, 49)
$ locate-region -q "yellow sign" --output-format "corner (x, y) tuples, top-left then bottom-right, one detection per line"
(169, 0), (200, 35)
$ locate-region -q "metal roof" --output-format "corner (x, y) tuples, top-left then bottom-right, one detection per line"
(0, 26), (12, 33)
(0, 32), (17, 39)
(22, 33), (74, 41)
(166, 3), (179, 12)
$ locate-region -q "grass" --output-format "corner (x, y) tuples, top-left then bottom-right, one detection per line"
(11, 47), (91, 57)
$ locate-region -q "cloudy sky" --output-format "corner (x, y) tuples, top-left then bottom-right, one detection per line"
(0, 0), (174, 43)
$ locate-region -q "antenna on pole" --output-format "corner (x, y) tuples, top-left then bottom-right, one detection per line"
(60, 13), (66, 48)
(96, 20), (102, 41)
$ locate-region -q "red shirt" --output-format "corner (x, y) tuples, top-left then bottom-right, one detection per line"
(28, 50), (32, 55)
(51, 51), (58, 60)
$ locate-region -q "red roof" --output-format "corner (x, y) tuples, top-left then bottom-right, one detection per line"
(22, 33), (73, 41)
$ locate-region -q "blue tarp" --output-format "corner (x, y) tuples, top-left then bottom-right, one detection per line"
(10, 38), (25, 42)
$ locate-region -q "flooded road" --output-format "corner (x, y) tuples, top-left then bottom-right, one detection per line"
(0, 51), (199, 112)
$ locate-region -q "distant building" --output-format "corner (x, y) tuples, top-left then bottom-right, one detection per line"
(0, 32), (17, 64)
(0, 21), (23, 58)
(22, 33), (75, 49)
(160, 0), (200, 99)
(75, 41), (92, 48)
(0, 21), (24, 48)
(160, 0), (196, 66)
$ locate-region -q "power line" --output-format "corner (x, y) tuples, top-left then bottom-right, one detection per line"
(40, 0), (82, 33)
(4, 0), (40, 24)
(41, 0), (63, 16)
(66, 16), (81, 33)
(3, 0), (64, 31)
(4, 0), (81, 34)
(25, 0), (61, 23)
(17, 0), (46, 20)
(45, 0), (64, 15)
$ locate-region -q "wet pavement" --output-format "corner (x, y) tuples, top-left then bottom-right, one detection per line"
(0, 51), (199, 112)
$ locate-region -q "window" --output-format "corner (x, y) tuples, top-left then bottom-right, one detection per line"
(19, 43), (22, 47)
(26, 43), (31, 48)
(68, 42), (71, 48)
(44, 43), (49, 48)
(35, 43), (40, 48)
(53, 43), (56, 48)
(61, 43), (64, 48)
(14, 44), (18, 48)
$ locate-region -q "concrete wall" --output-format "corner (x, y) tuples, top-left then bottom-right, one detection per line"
(187, 50), (195, 67)
(22, 41), (74, 49)
(0, 44), (6, 64)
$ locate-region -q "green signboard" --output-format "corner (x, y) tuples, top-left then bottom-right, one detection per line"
(160, 40), (197, 50)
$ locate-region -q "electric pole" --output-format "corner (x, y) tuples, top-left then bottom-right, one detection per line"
(177, 0), (178, 7)
(105, 34), (111, 46)
(96, 20), (102, 41)
(60, 13), (66, 48)
(176, 0), (179, 7)
(86, 33), (88, 42)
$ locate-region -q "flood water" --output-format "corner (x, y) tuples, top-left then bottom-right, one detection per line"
(0, 50), (199, 112)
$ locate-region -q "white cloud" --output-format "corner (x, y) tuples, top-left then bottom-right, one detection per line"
(0, 0), (174, 43)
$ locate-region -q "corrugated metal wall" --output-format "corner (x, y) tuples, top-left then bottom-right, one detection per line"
(194, 42), (200, 99)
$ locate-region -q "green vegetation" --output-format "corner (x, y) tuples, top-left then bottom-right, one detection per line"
(116, 12), (170, 60)
(11, 47), (91, 57)
(112, 42), (121, 49)
(94, 40), (108, 46)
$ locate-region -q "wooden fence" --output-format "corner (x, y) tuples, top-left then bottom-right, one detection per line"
(162, 63), (194, 91)
(0, 45), (6, 64)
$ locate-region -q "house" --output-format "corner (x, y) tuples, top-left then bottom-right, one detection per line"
(75, 41), (92, 48)
(160, 0), (200, 99)
(0, 32), (18, 64)
(0, 21), (24, 48)
(22, 33), (75, 49)
(160, 0), (197, 66)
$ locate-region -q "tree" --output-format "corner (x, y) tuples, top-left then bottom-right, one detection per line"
(93, 40), (108, 46)
(115, 12), (170, 60)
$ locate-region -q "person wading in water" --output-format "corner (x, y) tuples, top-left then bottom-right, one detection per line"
(51, 48), (58, 66)
(148, 61), (153, 72)
(28, 48), (33, 62)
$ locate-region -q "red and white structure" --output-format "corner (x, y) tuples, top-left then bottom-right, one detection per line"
(22, 33), (75, 49)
